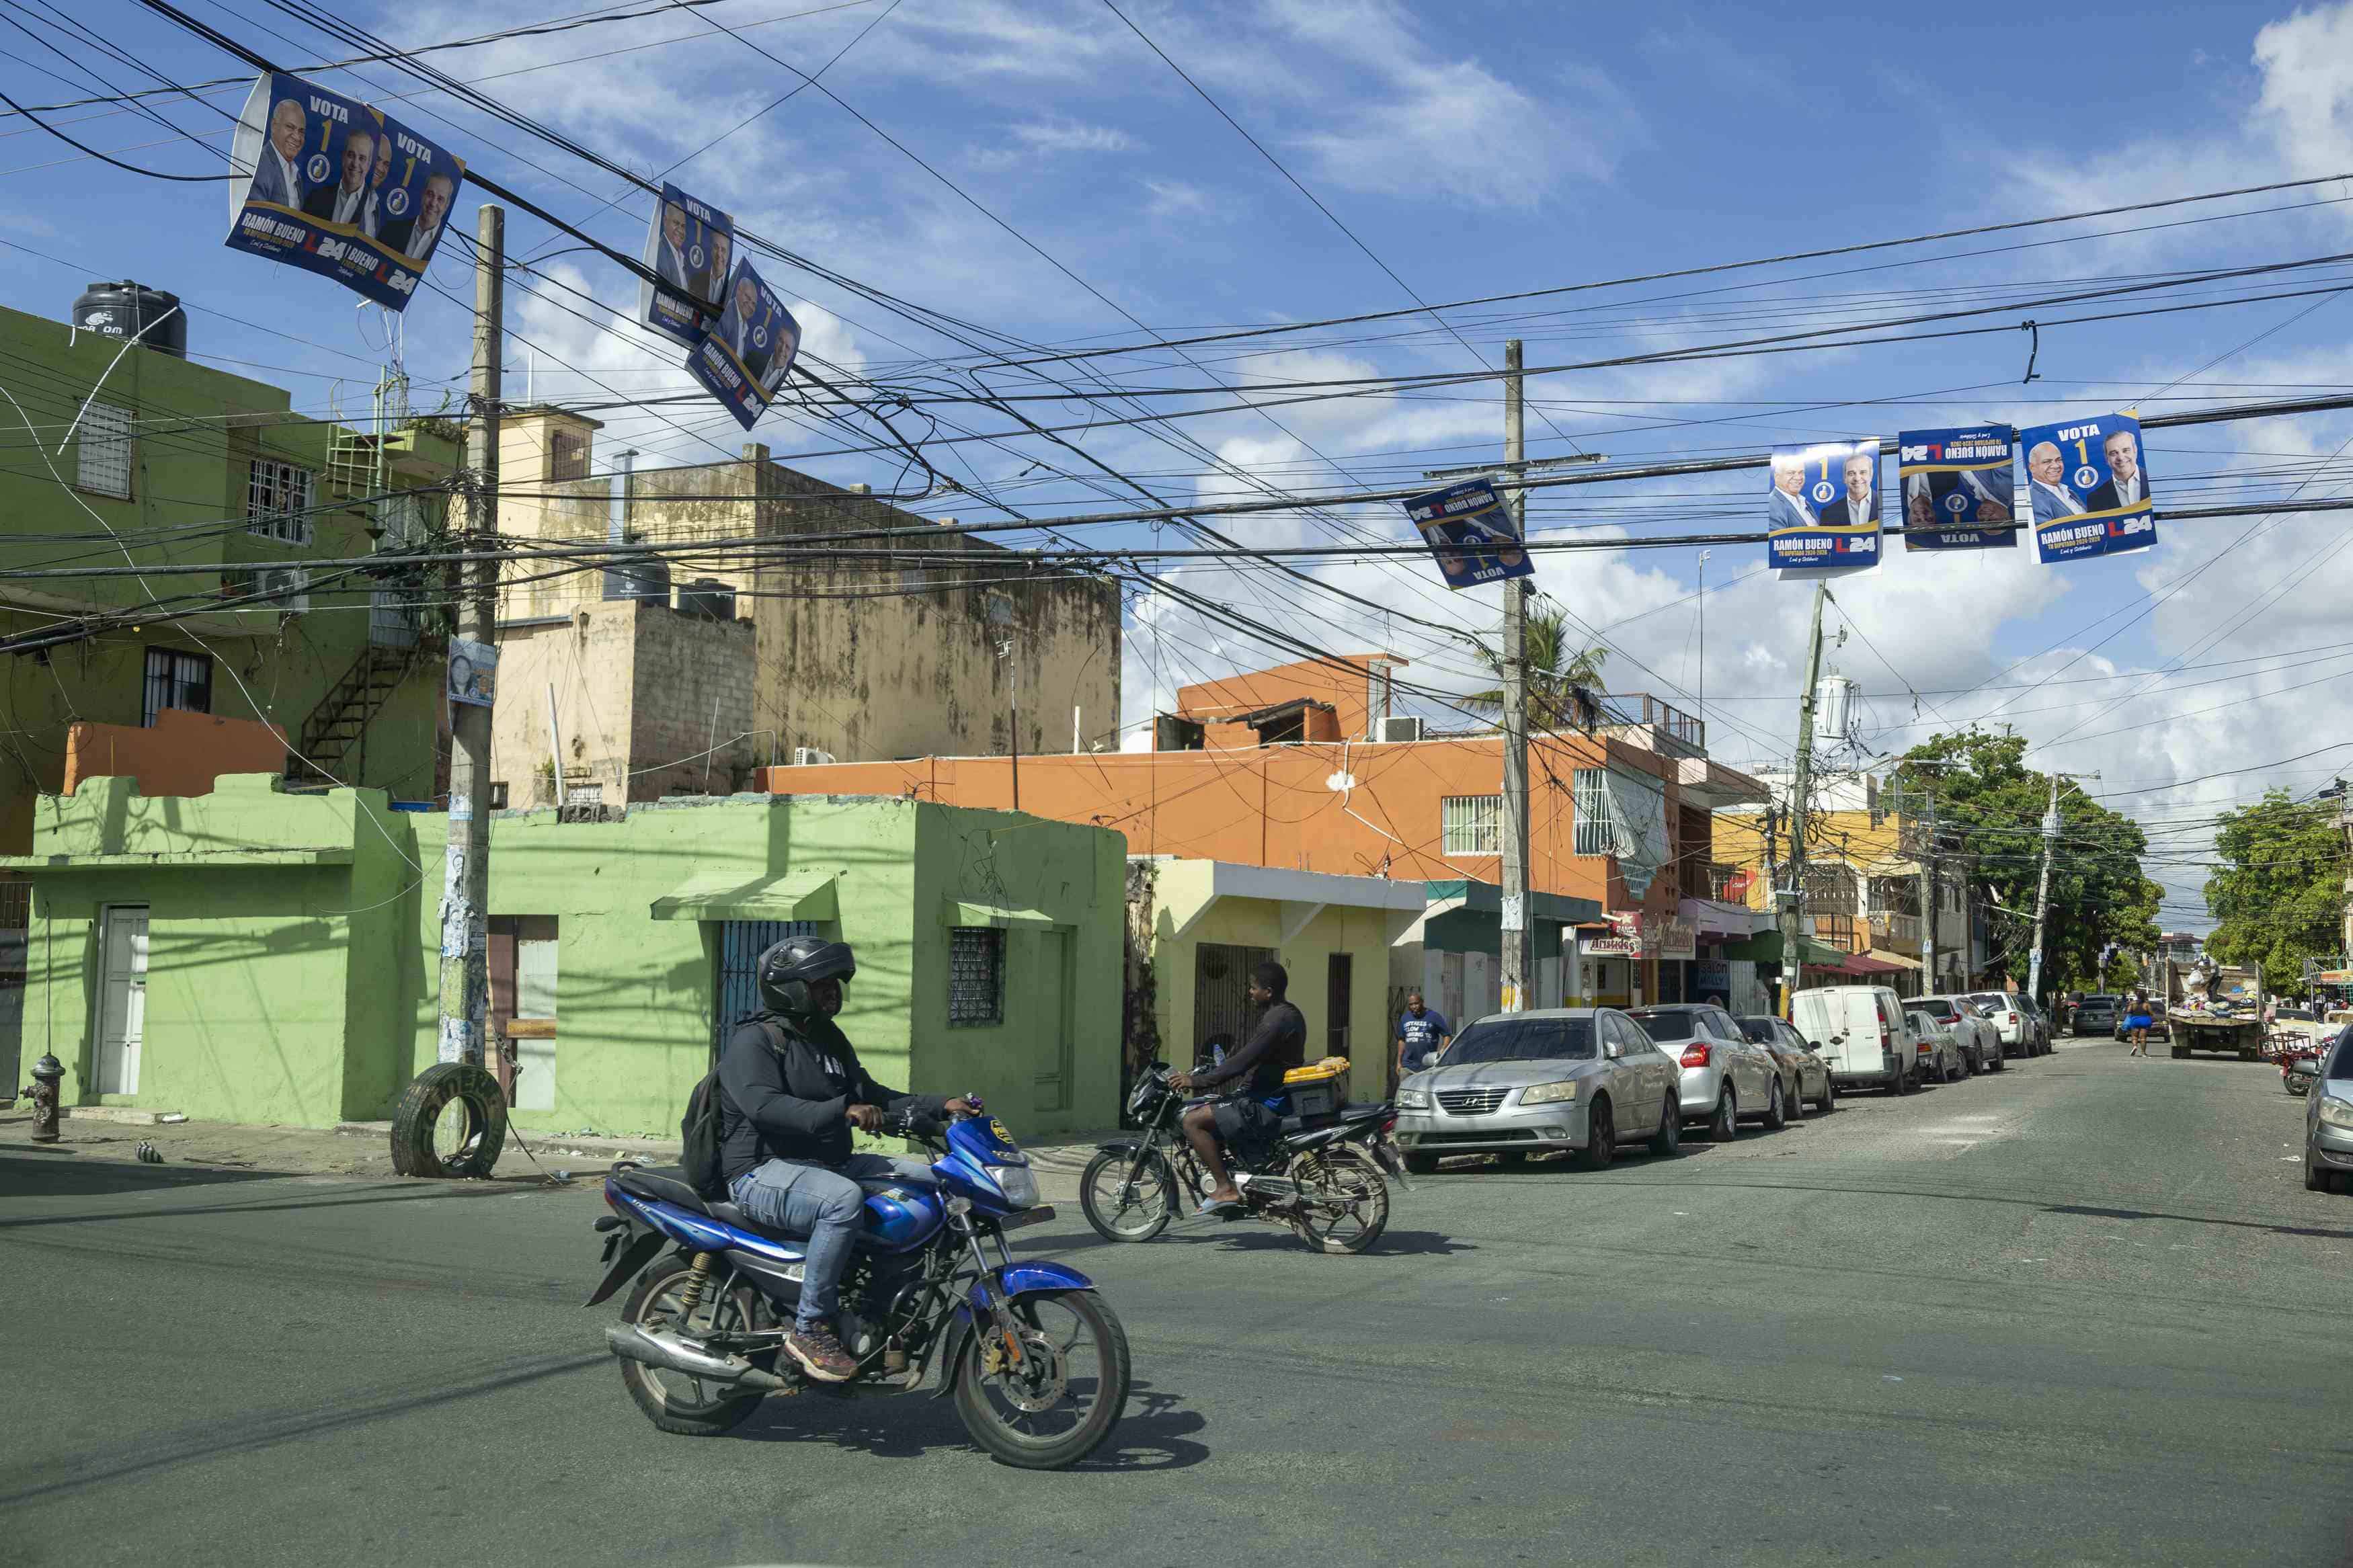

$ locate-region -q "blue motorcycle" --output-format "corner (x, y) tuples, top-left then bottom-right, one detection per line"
(588, 1102), (1129, 1469)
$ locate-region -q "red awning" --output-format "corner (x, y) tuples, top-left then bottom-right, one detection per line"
(1835, 952), (1909, 976)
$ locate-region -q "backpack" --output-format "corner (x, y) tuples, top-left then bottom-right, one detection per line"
(682, 1016), (785, 1198)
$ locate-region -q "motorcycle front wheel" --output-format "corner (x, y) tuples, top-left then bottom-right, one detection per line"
(1078, 1147), (1177, 1243)
(954, 1288), (1131, 1470)
(1287, 1142), (1390, 1254)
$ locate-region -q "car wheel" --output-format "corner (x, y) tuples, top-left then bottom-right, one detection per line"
(1646, 1096), (1681, 1157)
(1891, 1065), (1915, 1096)
(1762, 1076), (1786, 1130)
(1786, 1069), (1808, 1120)
(1404, 1152), (1441, 1177)
(1574, 1098), (1615, 1171)
(1816, 1073), (1837, 1113)
(1708, 1087), (1737, 1141)
(2307, 1160), (2325, 1192)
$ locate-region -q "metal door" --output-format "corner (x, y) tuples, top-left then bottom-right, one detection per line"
(714, 920), (820, 1055)
(95, 906), (148, 1095)
(1193, 942), (1273, 1060)
(1325, 952), (1352, 1059)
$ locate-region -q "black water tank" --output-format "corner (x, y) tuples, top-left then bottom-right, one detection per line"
(676, 577), (735, 621)
(71, 281), (186, 359)
(601, 548), (671, 604)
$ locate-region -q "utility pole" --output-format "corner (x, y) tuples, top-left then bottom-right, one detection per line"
(2027, 770), (2099, 1004)
(1919, 786), (1937, 991)
(1499, 339), (1531, 1014)
(436, 204), (502, 1073)
(1696, 549), (1710, 740)
(1778, 581), (1831, 1016)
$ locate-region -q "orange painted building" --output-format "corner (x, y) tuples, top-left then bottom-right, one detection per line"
(61, 710), (290, 800)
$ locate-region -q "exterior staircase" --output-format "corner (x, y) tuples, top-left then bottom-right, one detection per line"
(287, 644), (418, 786)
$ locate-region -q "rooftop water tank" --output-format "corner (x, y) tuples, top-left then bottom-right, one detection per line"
(602, 548), (671, 605)
(676, 578), (735, 621)
(71, 281), (186, 359)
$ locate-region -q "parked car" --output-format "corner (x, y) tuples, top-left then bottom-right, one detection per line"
(1790, 985), (1920, 1094)
(1737, 1014), (1837, 1114)
(2303, 1026), (2353, 1192)
(1627, 1003), (1784, 1139)
(1967, 992), (2036, 1058)
(2112, 995), (2171, 1043)
(1905, 1007), (1966, 1082)
(2073, 993), (2120, 1036)
(1917, 994), (2003, 1073)
(1390, 1008), (1681, 1173)
(2020, 995), (2057, 1051)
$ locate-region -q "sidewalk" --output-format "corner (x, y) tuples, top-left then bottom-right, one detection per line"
(1, 1106), (1121, 1200)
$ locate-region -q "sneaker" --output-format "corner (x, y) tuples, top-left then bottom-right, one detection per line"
(785, 1324), (859, 1383)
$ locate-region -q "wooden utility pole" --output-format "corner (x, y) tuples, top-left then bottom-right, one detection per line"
(1499, 339), (1530, 1013)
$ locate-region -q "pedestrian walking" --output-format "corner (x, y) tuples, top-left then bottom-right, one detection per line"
(2124, 991), (2153, 1055)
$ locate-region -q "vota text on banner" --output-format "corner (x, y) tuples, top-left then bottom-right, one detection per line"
(641, 183), (735, 350)
(1898, 425), (2020, 552)
(223, 72), (465, 312)
(685, 259), (803, 433)
(2019, 411), (2157, 564)
(1400, 478), (1536, 591)
(1767, 440), (1882, 577)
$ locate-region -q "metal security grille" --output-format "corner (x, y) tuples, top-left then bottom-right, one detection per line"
(1440, 794), (1501, 856)
(75, 402), (131, 498)
(247, 458), (315, 544)
(141, 648), (210, 726)
(1572, 769), (1620, 857)
(948, 927), (1004, 1027)
(713, 919), (820, 1055)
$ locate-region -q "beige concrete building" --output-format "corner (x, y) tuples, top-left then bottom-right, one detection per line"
(490, 409), (1121, 792)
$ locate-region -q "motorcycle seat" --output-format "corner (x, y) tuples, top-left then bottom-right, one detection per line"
(614, 1165), (710, 1212)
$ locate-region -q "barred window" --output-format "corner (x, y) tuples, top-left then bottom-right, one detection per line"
(247, 458), (315, 544)
(1440, 794), (1501, 856)
(75, 402), (132, 498)
(142, 647), (210, 726)
(1572, 768), (1624, 857)
(947, 927), (1004, 1027)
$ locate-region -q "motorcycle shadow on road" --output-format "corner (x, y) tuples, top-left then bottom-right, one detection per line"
(734, 1378), (1211, 1472)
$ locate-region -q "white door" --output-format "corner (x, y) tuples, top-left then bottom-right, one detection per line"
(513, 935), (559, 1113)
(96, 906), (149, 1095)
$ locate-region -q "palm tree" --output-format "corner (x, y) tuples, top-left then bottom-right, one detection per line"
(1464, 602), (1609, 732)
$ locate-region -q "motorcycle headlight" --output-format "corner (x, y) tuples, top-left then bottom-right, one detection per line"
(1518, 1079), (1579, 1106)
(1396, 1087), (1431, 1110)
(987, 1163), (1039, 1208)
(2319, 1098), (2353, 1129)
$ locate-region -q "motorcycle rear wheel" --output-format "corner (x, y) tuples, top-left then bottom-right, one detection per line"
(1078, 1148), (1177, 1243)
(1287, 1143), (1390, 1254)
(954, 1288), (1131, 1470)
(617, 1254), (768, 1437)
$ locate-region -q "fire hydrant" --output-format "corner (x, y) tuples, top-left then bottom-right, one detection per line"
(19, 1052), (61, 1144)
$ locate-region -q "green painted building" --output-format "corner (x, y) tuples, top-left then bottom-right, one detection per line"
(0, 298), (459, 852)
(7, 776), (1124, 1139)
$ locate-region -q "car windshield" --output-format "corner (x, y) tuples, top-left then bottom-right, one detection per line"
(2084, 995), (2117, 1006)
(1918, 999), (1958, 1020)
(2331, 1034), (2353, 1079)
(1439, 1017), (1596, 1065)
(1629, 1009), (1702, 1044)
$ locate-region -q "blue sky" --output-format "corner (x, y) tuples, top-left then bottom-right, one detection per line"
(6, 0), (2353, 928)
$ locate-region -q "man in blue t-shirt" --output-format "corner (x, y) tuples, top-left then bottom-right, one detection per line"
(1395, 991), (1453, 1084)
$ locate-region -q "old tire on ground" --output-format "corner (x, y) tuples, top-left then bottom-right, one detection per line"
(389, 1061), (508, 1178)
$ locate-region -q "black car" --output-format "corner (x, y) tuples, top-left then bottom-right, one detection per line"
(2073, 994), (2120, 1036)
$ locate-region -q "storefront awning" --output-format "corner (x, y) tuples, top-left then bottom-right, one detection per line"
(941, 899), (1062, 931)
(649, 869), (838, 923)
(1714, 931), (1851, 968)
(1865, 948), (1922, 972)
(1839, 951), (1911, 976)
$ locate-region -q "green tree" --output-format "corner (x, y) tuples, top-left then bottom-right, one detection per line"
(2202, 790), (2343, 991)
(1892, 730), (2161, 996)
(1465, 602), (1609, 731)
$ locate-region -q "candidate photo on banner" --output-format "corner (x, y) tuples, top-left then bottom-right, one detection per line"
(639, 183), (734, 350)
(225, 72), (464, 313)
(1400, 478), (1535, 591)
(1898, 425), (2018, 552)
(2020, 411), (2157, 564)
(685, 259), (803, 431)
(1767, 440), (1881, 575)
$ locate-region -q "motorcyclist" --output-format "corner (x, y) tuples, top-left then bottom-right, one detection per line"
(717, 934), (973, 1383)
(1168, 960), (1305, 1215)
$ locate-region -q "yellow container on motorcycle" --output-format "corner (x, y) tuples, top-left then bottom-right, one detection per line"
(1284, 1056), (1350, 1118)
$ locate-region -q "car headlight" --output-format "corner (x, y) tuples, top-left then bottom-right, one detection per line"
(2319, 1098), (2353, 1130)
(987, 1163), (1039, 1208)
(1396, 1087), (1431, 1110)
(1518, 1079), (1579, 1106)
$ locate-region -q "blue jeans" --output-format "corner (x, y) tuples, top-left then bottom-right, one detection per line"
(727, 1154), (935, 1332)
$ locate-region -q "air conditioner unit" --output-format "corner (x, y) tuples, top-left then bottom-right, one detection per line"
(1373, 714), (1425, 743)
(227, 565), (309, 613)
(793, 747), (836, 767)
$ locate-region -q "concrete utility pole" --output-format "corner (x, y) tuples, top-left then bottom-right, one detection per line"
(437, 203), (503, 1070)
(1778, 581), (1831, 1016)
(2027, 770), (2100, 1004)
(1499, 339), (1531, 1014)
(1919, 786), (1937, 990)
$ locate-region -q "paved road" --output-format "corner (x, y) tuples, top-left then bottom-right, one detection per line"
(5, 1036), (2349, 1567)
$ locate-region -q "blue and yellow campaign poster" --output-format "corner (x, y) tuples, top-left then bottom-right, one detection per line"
(639, 183), (733, 349)
(223, 72), (464, 311)
(1898, 425), (2019, 552)
(2020, 411), (2157, 563)
(1767, 440), (1881, 575)
(685, 259), (803, 432)
(1401, 478), (1535, 590)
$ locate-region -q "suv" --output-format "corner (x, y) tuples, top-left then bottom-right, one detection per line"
(1917, 994), (2003, 1073)
(1966, 992), (2038, 1059)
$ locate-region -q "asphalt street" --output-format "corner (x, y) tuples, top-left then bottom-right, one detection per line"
(5, 1034), (2349, 1567)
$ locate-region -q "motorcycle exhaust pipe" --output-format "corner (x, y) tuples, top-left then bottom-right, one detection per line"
(1234, 1173), (1298, 1198)
(605, 1323), (790, 1391)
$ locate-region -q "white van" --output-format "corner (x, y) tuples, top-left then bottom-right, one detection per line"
(1791, 985), (1918, 1095)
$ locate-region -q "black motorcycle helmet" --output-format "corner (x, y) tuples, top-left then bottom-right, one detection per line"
(757, 934), (856, 1020)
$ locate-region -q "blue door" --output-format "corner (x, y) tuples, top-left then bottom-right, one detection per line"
(713, 920), (819, 1055)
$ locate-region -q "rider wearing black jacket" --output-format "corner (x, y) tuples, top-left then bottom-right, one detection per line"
(1169, 959), (1305, 1212)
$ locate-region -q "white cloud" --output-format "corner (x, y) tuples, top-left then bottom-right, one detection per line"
(1143, 178), (1219, 220)
(2251, 3), (2353, 177)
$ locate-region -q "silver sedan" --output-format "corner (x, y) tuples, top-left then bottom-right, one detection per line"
(1392, 1008), (1683, 1175)
(1737, 1014), (1837, 1114)
(1627, 1003), (1784, 1138)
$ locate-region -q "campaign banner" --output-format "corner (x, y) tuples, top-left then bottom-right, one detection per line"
(223, 72), (464, 312)
(2020, 412), (2158, 563)
(639, 183), (734, 349)
(1400, 478), (1535, 590)
(1898, 425), (2019, 552)
(686, 259), (803, 432)
(447, 638), (497, 708)
(1767, 440), (1881, 575)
